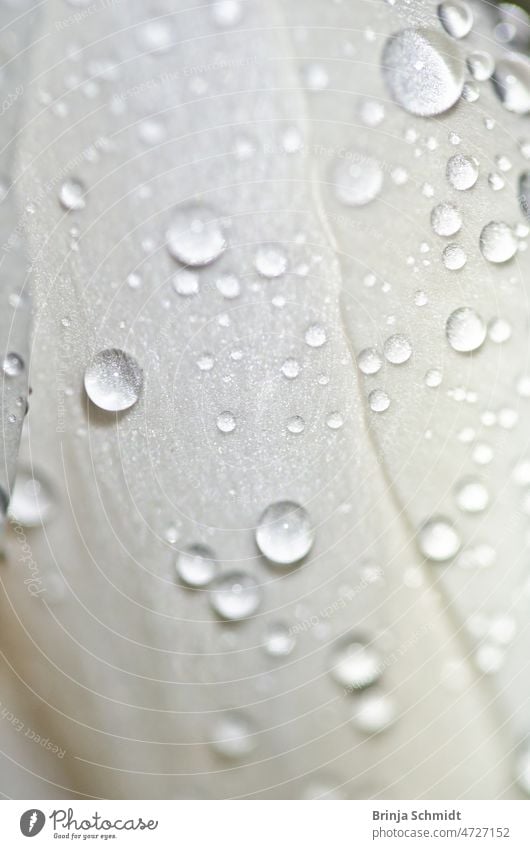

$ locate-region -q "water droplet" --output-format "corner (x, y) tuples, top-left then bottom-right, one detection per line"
(454, 477), (489, 512)
(418, 516), (461, 561)
(59, 178), (86, 211)
(215, 273), (240, 299)
(488, 172), (505, 191)
(2, 352), (24, 377)
(488, 317), (512, 344)
(479, 221), (517, 263)
(209, 572), (261, 620)
(332, 154), (383, 207)
(383, 334), (412, 365)
(369, 389), (390, 412)
(254, 244), (287, 278)
(197, 353), (214, 371)
(443, 243), (467, 270)
(9, 470), (55, 528)
(326, 412), (344, 430)
(425, 368), (442, 387)
(216, 411), (236, 433)
(172, 269), (199, 296)
(256, 501), (314, 565)
(446, 307), (486, 353)
(438, 1), (473, 38)
(466, 51), (494, 81)
(431, 202), (462, 236)
(263, 623), (295, 657)
(492, 58), (530, 115)
(281, 358), (300, 379)
(330, 638), (382, 690)
(175, 544), (218, 588)
(166, 204), (226, 267)
(211, 0), (243, 27)
(127, 272), (142, 289)
(304, 324), (327, 348)
(358, 99), (385, 127)
(136, 19), (172, 53)
(303, 63), (329, 91)
(446, 153), (479, 190)
(357, 348), (382, 375)
(382, 28), (465, 117)
(351, 689), (396, 734)
(84, 348), (142, 412)
(287, 415), (305, 434)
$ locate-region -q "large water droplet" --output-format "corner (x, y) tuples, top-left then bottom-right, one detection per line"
(446, 307), (486, 352)
(382, 28), (465, 116)
(442, 243), (467, 270)
(2, 352), (24, 377)
(369, 389), (390, 412)
(175, 544), (218, 587)
(210, 712), (256, 760)
(492, 58), (530, 115)
(438, 2), (473, 39)
(209, 572), (261, 620)
(256, 501), (314, 565)
(479, 221), (518, 263)
(332, 154), (383, 207)
(84, 348), (142, 412)
(166, 204), (226, 267)
(330, 638), (382, 690)
(446, 153), (479, 190)
(418, 516), (461, 561)
(59, 178), (86, 211)
(357, 348), (382, 375)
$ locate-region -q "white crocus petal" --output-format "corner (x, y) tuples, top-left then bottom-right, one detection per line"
(0, 0), (525, 799)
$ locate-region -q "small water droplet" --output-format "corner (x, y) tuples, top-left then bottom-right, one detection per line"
(369, 389), (390, 412)
(281, 358), (300, 379)
(454, 477), (489, 512)
(263, 622), (295, 657)
(330, 637), (382, 690)
(304, 324), (327, 348)
(446, 153), (479, 190)
(479, 221), (518, 263)
(172, 269), (199, 296)
(418, 516), (461, 561)
(357, 348), (382, 375)
(254, 244), (287, 278)
(256, 501), (314, 565)
(209, 572), (261, 620)
(383, 334), (412, 365)
(492, 58), (530, 115)
(216, 411), (236, 433)
(2, 352), (24, 377)
(175, 544), (218, 587)
(287, 415), (305, 434)
(303, 63), (329, 91)
(326, 412), (344, 430)
(351, 689), (396, 734)
(431, 202), (462, 236)
(211, 0), (243, 27)
(84, 348), (142, 412)
(197, 353), (214, 371)
(332, 154), (383, 207)
(446, 307), (486, 353)
(425, 368), (442, 387)
(59, 178), (86, 211)
(438, 1), (473, 38)
(443, 243), (467, 270)
(466, 51), (494, 81)
(382, 28), (465, 116)
(167, 204), (226, 267)
(215, 273), (240, 299)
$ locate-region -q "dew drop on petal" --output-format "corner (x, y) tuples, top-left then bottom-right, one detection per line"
(305, 324), (327, 348)
(209, 573), (261, 620)
(492, 58), (530, 115)
(326, 412), (344, 430)
(263, 623), (296, 657)
(454, 477), (489, 512)
(446, 153), (479, 190)
(2, 352), (24, 377)
(175, 544), (218, 587)
(358, 348), (382, 375)
(479, 221), (518, 263)
(59, 178), (86, 211)
(330, 638), (382, 690)
(446, 307), (486, 353)
(438, 1), (473, 38)
(369, 389), (390, 412)
(254, 244), (287, 278)
(216, 411), (236, 433)
(332, 154), (383, 207)
(443, 243), (467, 270)
(418, 516), (461, 561)
(216, 273), (240, 299)
(166, 204), (226, 267)
(210, 712), (256, 760)
(383, 334), (412, 365)
(351, 689), (396, 734)
(431, 202), (462, 236)
(172, 269), (199, 296)
(84, 348), (142, 412)
(382, 28), (465, 117)
(287, 415), (305, 434)
(256, 501), (314, 565)
(281, 358), (300, 379)
(466, 51), (494, 81)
